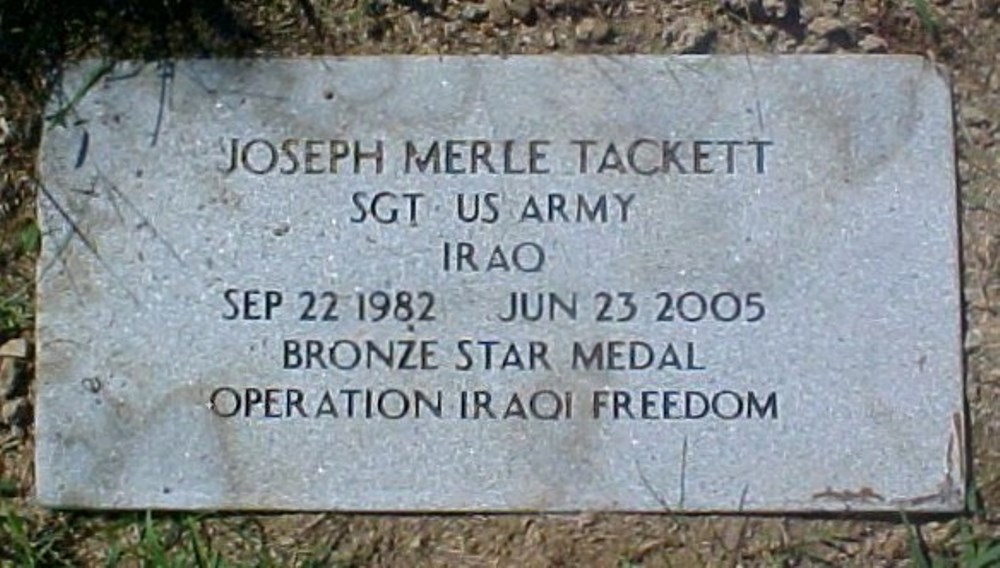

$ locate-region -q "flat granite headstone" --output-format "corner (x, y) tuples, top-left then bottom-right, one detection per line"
(36, 56), (963, 512)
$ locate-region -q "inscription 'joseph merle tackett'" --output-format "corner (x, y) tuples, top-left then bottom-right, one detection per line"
(222, 138), (774, 176)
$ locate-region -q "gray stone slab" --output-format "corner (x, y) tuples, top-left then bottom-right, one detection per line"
(36, 56), (963, 512)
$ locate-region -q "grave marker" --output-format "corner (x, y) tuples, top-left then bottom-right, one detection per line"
(36, 56), (963, 511)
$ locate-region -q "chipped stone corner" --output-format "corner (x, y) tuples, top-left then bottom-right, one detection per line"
(809, 412), (967, 513)
(946, 409), (968, 508)
(889, 410), (966, 511)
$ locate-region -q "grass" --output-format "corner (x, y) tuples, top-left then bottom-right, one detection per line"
(0, 510), (223, 567)
(0, 510), (287, 567)
(15, 221), (40, 258)
(0, 294), (28, 340)
(907, 518), (1000, 568)
(131, 514), (227, 568)
(0, 220), (38, 340)
(45, 62), (116, 129)
(911, 0), (942, 41)
(904, 486), (1000, 568)
(0, 504), (73, 567)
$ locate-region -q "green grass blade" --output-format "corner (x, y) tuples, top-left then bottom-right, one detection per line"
(966, 541), (1000, 568)
(902, 512), (933, 568)
(910, 0), (940, 39)
(45, 60), (115, 127)
(1, 506), (36, 568)
(140, 511), (170, 567)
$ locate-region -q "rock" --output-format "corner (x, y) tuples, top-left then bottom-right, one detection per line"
(798, 38), (832, 53)
(718, 0), (755, 16)
(0, 338), (27, 359)
(543, 29), (558, 48)
(666, 18), (717, 54)
(460, 3), (489, 22)
(977, 0), (999, 18)
(809, 16), (854, 47)
(797, 2), (818, 24)
(809, 16), (845, 37)
(965, 327), (983, 350)
(858, 34), (888, 53)
(720, 0), (794, 21)
(762, 0), (794, 18)
(486, 0), (512, 25)
(2, 398), (30, 435)
(819, 1), (840, 17)
(963, 105), (991, 128)
(778, 37), (799, 52)
(1, 363), (26, 400)
(0, 359), (18, 399)
(760, 24), (779, 42)
(545, 0), (588, 12)
(575, 17), (612, 44)
(505, 0), (535, 21)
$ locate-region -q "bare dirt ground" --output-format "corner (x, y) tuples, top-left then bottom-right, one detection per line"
(1, 0), (999, 565)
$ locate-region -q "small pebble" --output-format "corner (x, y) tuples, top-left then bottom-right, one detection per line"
(2, 398), (30, 433)
(962, 105), (991, 128)
(859, 34), (888, 53)
(460, 4), (489, 22)
(0, 360), (18, 399)
(505, 0), (535, 21)
(667, 18), (717, 53)
(809, 16), (848, 38)
(0, 338), (27, 359)
(487, 0), (512, 25)
(543, 29), (558, 48)
(576, 17), (612, 43)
